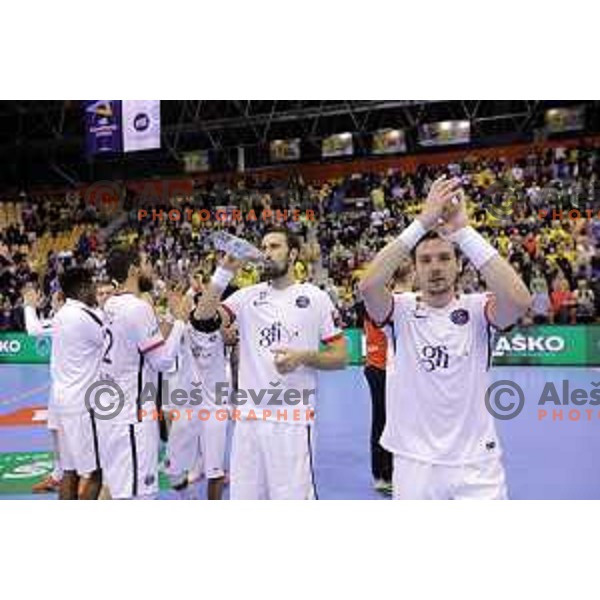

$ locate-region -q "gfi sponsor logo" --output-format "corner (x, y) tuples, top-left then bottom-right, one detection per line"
(0, 340), (21, 354)
(493, 335), (565, 356)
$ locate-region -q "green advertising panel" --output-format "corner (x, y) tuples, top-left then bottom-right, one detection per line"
(2, 326), (599, 367)
(0, 333), (51, 364)
(491, 325), (597, 366)
(0, 450), (176, 495)
(586, 326), (600, 366)
(344, 328), (364, 366)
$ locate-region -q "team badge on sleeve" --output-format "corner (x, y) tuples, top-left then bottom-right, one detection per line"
(296, 295), (310, 308)
(450, 308), (469, 325)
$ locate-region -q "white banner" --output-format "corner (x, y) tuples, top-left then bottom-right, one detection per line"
(122, 100), (161, 152)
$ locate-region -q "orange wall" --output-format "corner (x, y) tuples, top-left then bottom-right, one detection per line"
(14, 134), (600, 201)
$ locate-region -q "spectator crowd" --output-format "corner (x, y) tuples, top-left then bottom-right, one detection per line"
(1, 142), (599, 331)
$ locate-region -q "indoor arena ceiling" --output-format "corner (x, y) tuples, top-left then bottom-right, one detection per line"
(0, 100), (597, 193)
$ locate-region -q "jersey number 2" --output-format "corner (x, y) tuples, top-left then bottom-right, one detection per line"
(102, 329), (114, 364)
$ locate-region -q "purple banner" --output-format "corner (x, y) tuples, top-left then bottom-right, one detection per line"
(84, 101), (123, 156)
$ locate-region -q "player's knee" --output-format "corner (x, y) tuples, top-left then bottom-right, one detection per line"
(78, 470), (102, 500)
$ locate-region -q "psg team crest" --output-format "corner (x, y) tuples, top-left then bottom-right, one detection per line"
(296, 295), (310, 308)
(450, 308), (469, 325)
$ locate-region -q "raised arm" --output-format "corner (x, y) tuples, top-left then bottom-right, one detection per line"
(440, 194), (532, 329)
(137, 296), (189, 373)
(478, 257), (533, 328)
(359, 177), (462, 324)
(194, 255), (242, 321)
(23, 288), (53, 336)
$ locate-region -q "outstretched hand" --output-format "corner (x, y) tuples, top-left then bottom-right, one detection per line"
(169, 290), (192, 322)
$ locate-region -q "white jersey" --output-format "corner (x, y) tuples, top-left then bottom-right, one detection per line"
(25, 301), (104, 416)
(178, 323), (227, 410)
(222, 281), (342, 423)
(101, 292), (167, 424)
(380, 292), (500, 465)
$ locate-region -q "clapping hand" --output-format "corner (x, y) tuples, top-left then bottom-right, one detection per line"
(417, 176), (462, 231)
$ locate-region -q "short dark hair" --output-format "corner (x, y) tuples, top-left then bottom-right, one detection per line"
(412, 230), (460, 261)
(106, 246), (140, 284)
(59, 266), (93, 301)
(95, 275), (116, 287)
(262, 225), (301, 256)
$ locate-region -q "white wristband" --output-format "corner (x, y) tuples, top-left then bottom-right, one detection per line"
(398, 219), (427, 252)
(448, 226), (498, 270)
(210, 266), (234, 292)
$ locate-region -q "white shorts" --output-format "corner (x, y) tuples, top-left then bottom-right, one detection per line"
(97, 420), (159, 499)
(166, 411), (228, 482)
(392, 454), (508, 500)
(230, 419), (317, 500)
(165, 416), (201, 485)
(54, 411), (101, 477)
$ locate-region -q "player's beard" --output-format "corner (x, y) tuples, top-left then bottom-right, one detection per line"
(262, 258), (289, 281)
(138, 274), (154, 293)
(426, 274), (453, 296)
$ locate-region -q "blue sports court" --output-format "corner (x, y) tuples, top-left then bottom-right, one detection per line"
(1, 363), (599, 500)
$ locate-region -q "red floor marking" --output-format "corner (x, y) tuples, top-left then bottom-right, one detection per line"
(0, 406), (47, 427)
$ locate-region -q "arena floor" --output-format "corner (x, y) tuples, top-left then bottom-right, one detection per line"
(1, 364), (599, 500)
